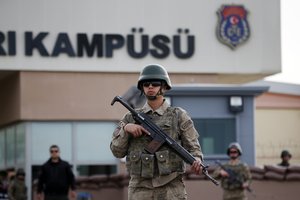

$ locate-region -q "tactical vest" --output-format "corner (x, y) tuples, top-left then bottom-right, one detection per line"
(221, 163), (247, 190)
(9, 180), (27, 200)
(126, 107), (185, 178)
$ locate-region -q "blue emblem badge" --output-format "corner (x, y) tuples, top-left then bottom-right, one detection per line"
(217, 5), (250, 49)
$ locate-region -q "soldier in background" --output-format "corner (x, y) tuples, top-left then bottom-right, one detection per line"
(213, 142), (252, 200)
(8, 168), (27, 200)
(278, 150), (292, 167)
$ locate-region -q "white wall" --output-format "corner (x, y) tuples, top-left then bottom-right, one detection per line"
(0, 0), (280, 75)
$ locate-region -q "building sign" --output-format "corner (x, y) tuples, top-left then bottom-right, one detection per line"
(0, 28), (194, 59)
(0, 0), (280, 75)
(216, 5), (250, 49)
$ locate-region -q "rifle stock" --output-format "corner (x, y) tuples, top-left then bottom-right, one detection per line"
(111, 95), (219, 186)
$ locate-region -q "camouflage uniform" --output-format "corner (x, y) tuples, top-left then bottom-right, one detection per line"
(111, 100), (203, 200)
(8, 179), (27, 200)
(213, 161), (251, 200)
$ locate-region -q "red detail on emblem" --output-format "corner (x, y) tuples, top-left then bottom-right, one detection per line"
(216, 4), (250, 49)
(222, 6), (246, 19)
(230, 16), (239, 25)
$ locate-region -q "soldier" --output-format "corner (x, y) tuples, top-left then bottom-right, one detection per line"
(278, 150), (292, 167)
(110, 64), (203, 200)
(213, 142), (252, 200)
(7, 168), (27, 200)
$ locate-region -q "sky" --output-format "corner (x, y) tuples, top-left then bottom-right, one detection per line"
(265, 0), (300, 85)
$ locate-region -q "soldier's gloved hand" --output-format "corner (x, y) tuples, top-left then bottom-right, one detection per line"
(124, 123), (150, 138)
(191, 157), (203, 175)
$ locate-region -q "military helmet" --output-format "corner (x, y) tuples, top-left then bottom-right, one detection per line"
(16, 168), (25, 176)
(227, 142), (242, 156)
(137, 64), (172, 90)
(281, 150), (292, 158)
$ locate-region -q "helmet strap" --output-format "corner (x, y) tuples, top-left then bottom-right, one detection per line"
(144, 87), (165, 101)
(230, 155), (239, 160)
(147, 95), (157, 100)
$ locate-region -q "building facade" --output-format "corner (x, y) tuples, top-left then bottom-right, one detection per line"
(0, 0), (282, 199)
(253, 81), (300, 166)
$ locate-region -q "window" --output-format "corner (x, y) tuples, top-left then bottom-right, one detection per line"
(6, 127), (15, 167)
(16, 123), (26, 165)
(75, 122), (117, 164)
(31, 122), (72, 163)
(193, 118), (236, 155)
(0, 123), (25, 169)
(30, 121), (118, 175)
(0, 130), (5, 169)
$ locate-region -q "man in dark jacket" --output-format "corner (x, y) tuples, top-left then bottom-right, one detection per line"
(37, 145), (76, 200)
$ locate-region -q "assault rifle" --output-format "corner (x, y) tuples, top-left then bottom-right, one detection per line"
(215, 160), (253, 193)
(111, 95), (219, 186)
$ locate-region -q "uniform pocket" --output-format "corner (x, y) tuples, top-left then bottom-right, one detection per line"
(141, 153), (155, 178)
(128, 151), (142, 176)
(156, 150), (172, 176)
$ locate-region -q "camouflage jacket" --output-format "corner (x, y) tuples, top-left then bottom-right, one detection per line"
(8, 179), (27, 200)
(110, 100), (203, 188)
(213, 161), (252, 200)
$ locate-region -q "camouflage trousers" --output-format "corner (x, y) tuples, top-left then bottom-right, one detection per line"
(128, 177), (187, 200)
(224, 198), (246, 200)
(223, 189), (247, 200)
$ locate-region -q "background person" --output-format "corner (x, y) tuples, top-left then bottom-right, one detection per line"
(0, 180), (8, 200)
(0, 171), (9, 200)
(110, 64), (203, 200)
(278, 150), (292, 167)
(37, 145), (76, 200)
(213, 142), (252, 200)
(8, 168), (27, 200)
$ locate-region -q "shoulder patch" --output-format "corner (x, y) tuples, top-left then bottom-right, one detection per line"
(181, 119), (193, 131)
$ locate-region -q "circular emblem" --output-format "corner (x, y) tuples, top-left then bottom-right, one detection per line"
(217, 5), (250, 49)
